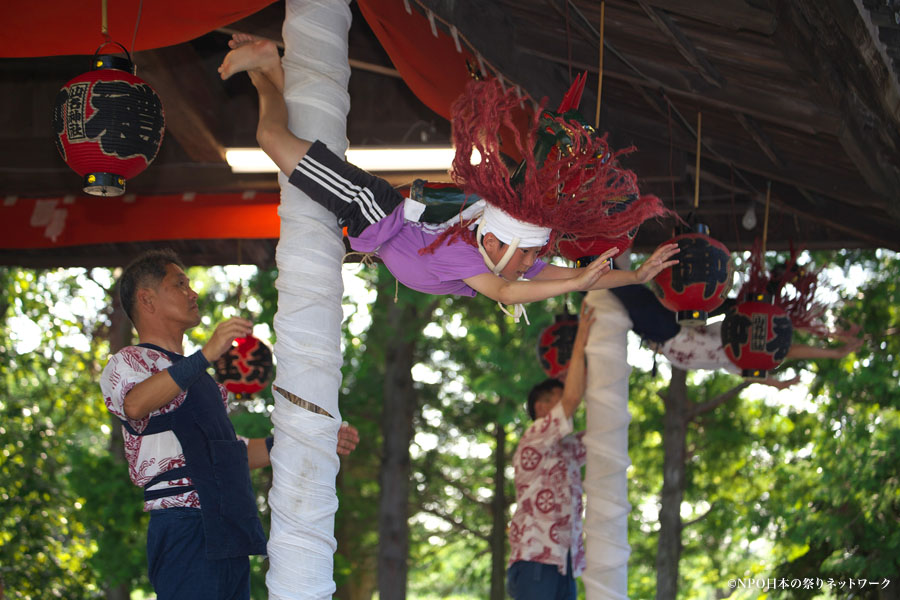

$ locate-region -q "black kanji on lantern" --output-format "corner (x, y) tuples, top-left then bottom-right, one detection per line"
(244, 343), (274, 385)
(86, 81), (165, 161)
(721, 312), (751, 359)
(767, 315), (793, 362)
(537, 314), (580, 377)
(541, 327), (576, 373)
(215, 351), (243, 383)
(669, 236), (731, 299)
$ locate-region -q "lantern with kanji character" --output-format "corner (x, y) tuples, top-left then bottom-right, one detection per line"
(52, 47), (165, 196)
(650, 224), (732, 325)
(537, 312), (580, 377)
(213, 335), (274, 399)
(720, 293), (793, 380)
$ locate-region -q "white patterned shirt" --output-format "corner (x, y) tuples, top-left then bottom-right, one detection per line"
(508, 402), (587, 576)
(100, 345), (245, 511)
(657, 321), (740, 374)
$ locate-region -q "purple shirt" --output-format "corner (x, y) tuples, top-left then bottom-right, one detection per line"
(350, 202), (547, 296)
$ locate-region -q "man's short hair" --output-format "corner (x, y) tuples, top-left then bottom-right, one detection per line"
(526, 378), (563, 420)
(119, 248), (185, 323)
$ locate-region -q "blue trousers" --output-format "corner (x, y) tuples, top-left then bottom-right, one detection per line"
(507, 553), (576, 600)
(147, 508), (251, 600)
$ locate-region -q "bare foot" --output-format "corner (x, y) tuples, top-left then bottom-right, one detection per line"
(228, 33), (257, 50)
(218, 34), (282, 85)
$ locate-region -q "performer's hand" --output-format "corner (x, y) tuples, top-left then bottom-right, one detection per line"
(634, 243), (680, 283)
(337, 422), (359, 456)
(572, 248), (617, 290)
(202, 317), (253, 362)
(573, 304), (596, 354)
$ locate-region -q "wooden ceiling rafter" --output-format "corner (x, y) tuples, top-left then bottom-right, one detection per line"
(134, 44), (228, 164)
(768, 0), (900, 219)
(636, 1), (725, 88)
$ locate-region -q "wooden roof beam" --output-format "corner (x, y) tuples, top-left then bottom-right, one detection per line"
(768, 0), (900, 221)
(637, 1), (725, 89)
(518, 42), (840, 136)
(687, 162), (900, 250)
(134, 46), (227, 164)
(733, 113), (785, 168)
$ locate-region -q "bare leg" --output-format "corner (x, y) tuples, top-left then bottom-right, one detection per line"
(219, 34), (311, 176)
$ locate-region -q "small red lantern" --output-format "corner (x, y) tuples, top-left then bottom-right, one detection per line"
(213, 335), (274, 399)
(650, 224), (732, 325)
(537, 313), (580, 377)
(52, 46), (165, 196)
(720, 293), (793, 380)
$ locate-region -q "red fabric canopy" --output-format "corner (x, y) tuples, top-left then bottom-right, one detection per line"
(2, 0), (535, 252)
(357, 0), (532, 162)
(0, 1), (277, 57)
(3, 193), (280, 248)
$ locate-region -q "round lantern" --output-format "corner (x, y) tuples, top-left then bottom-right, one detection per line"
(720, 293), (793, 380)
(537, 312), (580, 377)
(213, 335), (274, 399)
(650, 223), (732, 325)
(52, 47), (165, 196)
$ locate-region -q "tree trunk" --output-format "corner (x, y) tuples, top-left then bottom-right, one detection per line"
(377, 299), (417, 600)
(656, 367), (688, 600)
(105, 284), (132, 600)
(490, 418), (508, 600)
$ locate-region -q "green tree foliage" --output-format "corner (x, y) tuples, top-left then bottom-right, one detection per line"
(765, 250), (900, 596)
(0, 268), (147, 598)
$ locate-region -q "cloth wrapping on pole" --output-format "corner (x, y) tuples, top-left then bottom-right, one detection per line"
(268, 1), (352, 598)
(582, 289), (633, 599)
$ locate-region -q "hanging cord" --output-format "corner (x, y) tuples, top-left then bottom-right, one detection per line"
(729, 165), (742, 253)
(565, 0), (573, 83)
(693, 112), (702, 210)
(761, 181), (771, 256)
(130, 0), (145, 55)
(667, 101), (677, 212)
(594, 1), (605, 128)
(100, 0), (111, 43)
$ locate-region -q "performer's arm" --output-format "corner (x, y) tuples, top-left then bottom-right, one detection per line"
(123, 318), (252, 420)
(560, 304), (594, 418)
(532, 243), (679, 290)
(786, 338), (863, 360)
(247, 437), (272, 469)
(247, 422), (359, 469)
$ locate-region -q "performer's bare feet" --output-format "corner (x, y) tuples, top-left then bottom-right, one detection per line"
(218, 33), (284, 92)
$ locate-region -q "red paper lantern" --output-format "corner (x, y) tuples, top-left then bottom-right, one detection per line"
(720, 293), (793, 379)
(213, 335), (274, 399)
(650, 224), (732, 325)
(537, 313), (580, 377)
(52, 49), (165, 196)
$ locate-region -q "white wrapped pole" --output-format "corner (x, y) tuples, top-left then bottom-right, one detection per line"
(582, 288), (633, 599)
(268, 1), (352, 598)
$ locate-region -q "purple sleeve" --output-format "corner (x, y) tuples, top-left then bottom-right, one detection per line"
(524, 259), (547, 279)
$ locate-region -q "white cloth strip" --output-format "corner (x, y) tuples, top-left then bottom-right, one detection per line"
(582, 289), (633, 600)
(268, 0), (352, 598)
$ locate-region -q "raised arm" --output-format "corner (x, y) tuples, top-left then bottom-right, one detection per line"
(123, 318), (253, 420)
(560, 304), (596, 418)
(534, 243), (680, 290)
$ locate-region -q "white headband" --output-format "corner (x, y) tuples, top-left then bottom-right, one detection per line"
(479, 203), (551, 248)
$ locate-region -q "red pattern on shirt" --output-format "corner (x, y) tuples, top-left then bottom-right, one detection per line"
(508, 403), (586, 577)
(100, 345), (231, 511)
